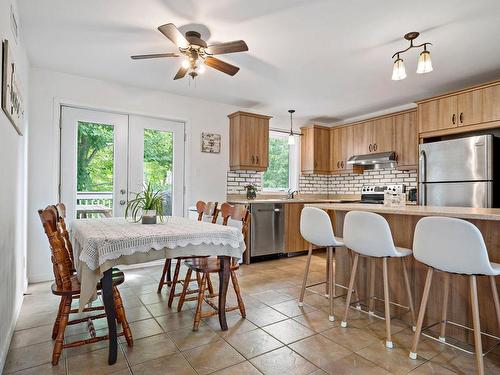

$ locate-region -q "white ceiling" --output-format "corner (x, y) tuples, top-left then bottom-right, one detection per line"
(18, 0), (500, 126)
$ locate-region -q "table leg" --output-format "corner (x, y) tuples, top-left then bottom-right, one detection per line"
(218, 256), (231, 331)
(102, 269), (117, 365)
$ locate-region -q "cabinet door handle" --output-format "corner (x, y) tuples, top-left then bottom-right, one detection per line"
(369, 144), (372, 152)
(452, 114), (456, 125)
(337, 161), (340, 168)
(251, 155), (255, 164)
(341, 161), (344, 168)
(373, 143), (377, 152)
(459, 112), (463, 124)
(256, 155), (259, 164)
(314, 161), (318, 168)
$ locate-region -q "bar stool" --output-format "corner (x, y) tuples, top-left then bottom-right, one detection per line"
(341, 211), (416, 349)
(410, 217), (500, 375)
(298, 207), (353, 321)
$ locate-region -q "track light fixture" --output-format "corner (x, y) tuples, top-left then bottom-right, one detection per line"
(392, 32), (433, 81)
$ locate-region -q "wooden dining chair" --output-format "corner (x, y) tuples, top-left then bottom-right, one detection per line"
(178, 203), (249, 331)
(38, 205), (133, 365)
(157, 201), (218, 309)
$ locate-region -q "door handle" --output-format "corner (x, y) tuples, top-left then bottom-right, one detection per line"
(419, 150), (427, 205)
(369, 144), (372, 152)
(120, 189), (126, 195)
(459, 112), (463, 124)
(251, 155), (255, 164)
(119, 200), (126, 206)
(341, 161), (344, 168)
(452, 114), (456, 125)
(337, 161), (340, 168)
(373, 143), (377, 151)
(256, 155), (259, 164)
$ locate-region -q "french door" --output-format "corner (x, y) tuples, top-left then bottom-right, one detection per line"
(60, 106), (185, 222)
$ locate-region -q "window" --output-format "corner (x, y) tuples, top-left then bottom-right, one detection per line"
(262, 132), (299, 191)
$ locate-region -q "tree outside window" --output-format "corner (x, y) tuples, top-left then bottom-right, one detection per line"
(263, 136), (289, 190)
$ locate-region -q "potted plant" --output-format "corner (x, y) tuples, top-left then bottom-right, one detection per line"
(125, 182), (164, 224)
(245, 184), (257, 200)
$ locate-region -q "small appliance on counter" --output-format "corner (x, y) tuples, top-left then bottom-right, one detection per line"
(419, 135), (498, 208)
(360, 184), (406, 204)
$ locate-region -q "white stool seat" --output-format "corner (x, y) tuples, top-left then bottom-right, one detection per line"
(491, 262), (500, 276)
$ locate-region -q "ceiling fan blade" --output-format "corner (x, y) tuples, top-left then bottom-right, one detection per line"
(131, 53), (180, 60)
(204, 57), (240, 76)
(173, 66), (188, 80)
(206, 40), (248, 55)
(158, 23), (189, 48)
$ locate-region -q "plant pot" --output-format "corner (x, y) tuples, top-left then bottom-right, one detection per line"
(142, 210), (157, 224)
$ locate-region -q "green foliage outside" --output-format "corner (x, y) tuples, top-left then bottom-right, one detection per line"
(263, 137), (289, 190)
(77, 123), (173, 192)
(77, 122), (114, 192)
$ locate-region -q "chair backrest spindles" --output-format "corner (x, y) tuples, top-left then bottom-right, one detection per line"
(196, 201), (219, 223)
(55, 203), (75, 271)
(38, 206), (73, 290)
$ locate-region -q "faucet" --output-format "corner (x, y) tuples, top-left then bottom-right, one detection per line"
(287, 188), (299, 199)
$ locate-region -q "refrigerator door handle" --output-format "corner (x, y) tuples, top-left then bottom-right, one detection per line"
(419, 150), (427, 205)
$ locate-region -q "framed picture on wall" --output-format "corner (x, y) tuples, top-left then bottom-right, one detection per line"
(201, 132), (221, 153)
(2, 39), (24, 135)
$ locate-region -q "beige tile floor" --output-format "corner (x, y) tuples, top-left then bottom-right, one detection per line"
(4, 252), (500, 374)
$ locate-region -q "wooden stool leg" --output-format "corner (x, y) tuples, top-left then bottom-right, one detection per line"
(382, 258), (393, 349)
(328, 247), (335, 321)
(206, 274), (214, 296)
(231, 270), (246, 317)
(331, 247), (336, 298)
(402, 257), (416, 329)
(341, 253), (359, 328)
(52, 296), (71, 365)
(193, 273), (207, 331)
(113, 286), (133, 347)
(490, 276), (500, 329)
(470, 275), (485, 375)
(325, 247), (330, 297)
(157, 258), (172, 293)
(349, 250), (362, 309)
(410, 267), (433, 359)
(368, 258), (376, 315)
(168, 260), (181, 308)
(298, 243), (313, 306)
(52, 298), (65, 340)
(439, 273), (450, 341)
(177, 268), (192, 312)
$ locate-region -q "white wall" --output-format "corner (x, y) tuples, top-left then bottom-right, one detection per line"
(0, 0), (29, 371)
(27, 67), (243, 282)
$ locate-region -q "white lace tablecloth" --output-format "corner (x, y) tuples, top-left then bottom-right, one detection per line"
(71, 216), (245, 308)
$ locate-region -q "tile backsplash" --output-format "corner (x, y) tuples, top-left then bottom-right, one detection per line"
(227, 168), (417, 195)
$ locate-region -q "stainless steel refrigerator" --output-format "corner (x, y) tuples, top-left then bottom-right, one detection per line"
(419, 135), (497, 208)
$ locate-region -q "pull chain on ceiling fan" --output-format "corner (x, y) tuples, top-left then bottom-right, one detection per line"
(131, 23), (248, 81)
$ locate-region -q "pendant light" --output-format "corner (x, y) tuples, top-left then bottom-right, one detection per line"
(391, 32), (432, 80)
(288, 109), (296, 145)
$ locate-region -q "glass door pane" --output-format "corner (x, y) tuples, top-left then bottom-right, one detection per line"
(128, 115), (185, 217)
(60, 106), (128, 222)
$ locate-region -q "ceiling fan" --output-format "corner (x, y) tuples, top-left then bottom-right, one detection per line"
(131, 23), (248, 80)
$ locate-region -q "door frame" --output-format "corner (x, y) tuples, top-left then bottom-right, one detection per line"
(54, 100), (187, 217)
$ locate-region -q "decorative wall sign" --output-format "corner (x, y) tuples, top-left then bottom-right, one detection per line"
(2, 39), (24, 135)
(201, 132), (221, 153)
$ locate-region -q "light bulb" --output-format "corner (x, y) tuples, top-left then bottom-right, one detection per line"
(288, 133), (295, 145)
(197, 64), (206, 74)
(181, 59), (190, 69)
(391, 58), (407, 80)
(416, 50), (433, 74)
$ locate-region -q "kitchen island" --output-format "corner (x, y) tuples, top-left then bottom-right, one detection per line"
(306, 202), (500, 347)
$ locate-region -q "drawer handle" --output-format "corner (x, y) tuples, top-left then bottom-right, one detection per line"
(256, 155), (259, 164)
(369, 144), (372, 152)
(452, 114), (456, 125)
(373, 143), (377, 152)
(460, 112), (463, 124)
(337, 161), (340, 168)
(341, 161), (344, 168)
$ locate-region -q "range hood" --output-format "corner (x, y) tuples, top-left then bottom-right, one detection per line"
(347, 151), (396, 169)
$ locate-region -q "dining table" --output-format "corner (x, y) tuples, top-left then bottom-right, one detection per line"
(70, 215), (246, 365)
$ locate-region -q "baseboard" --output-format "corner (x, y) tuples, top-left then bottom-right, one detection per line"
(28, 272), (54, 284)
(0, 293), (24, 374)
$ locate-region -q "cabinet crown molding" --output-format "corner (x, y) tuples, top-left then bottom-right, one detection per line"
(228, 111), (272, 120)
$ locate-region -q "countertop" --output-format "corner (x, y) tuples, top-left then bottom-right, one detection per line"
(227, 194), (360, 205)
(305, 202), (500, 221)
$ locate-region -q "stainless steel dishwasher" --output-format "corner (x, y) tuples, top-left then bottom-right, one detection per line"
(250, 203), (284, 257)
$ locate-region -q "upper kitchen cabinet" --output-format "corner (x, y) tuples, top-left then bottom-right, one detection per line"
(353, 117), (394, 155)
(300, 125), (330, 174)
(330, 125), (353, 172)
(229, 111), (272, 171)
(418, 80), (500, 136)
(394, 110), (417, 169)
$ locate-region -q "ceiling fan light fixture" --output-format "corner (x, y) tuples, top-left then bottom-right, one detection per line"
(391, 57), (407, 80)
(416, 49), (433, 74)
(197, 64), (206, 74)
(181, 59), (190, 69)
